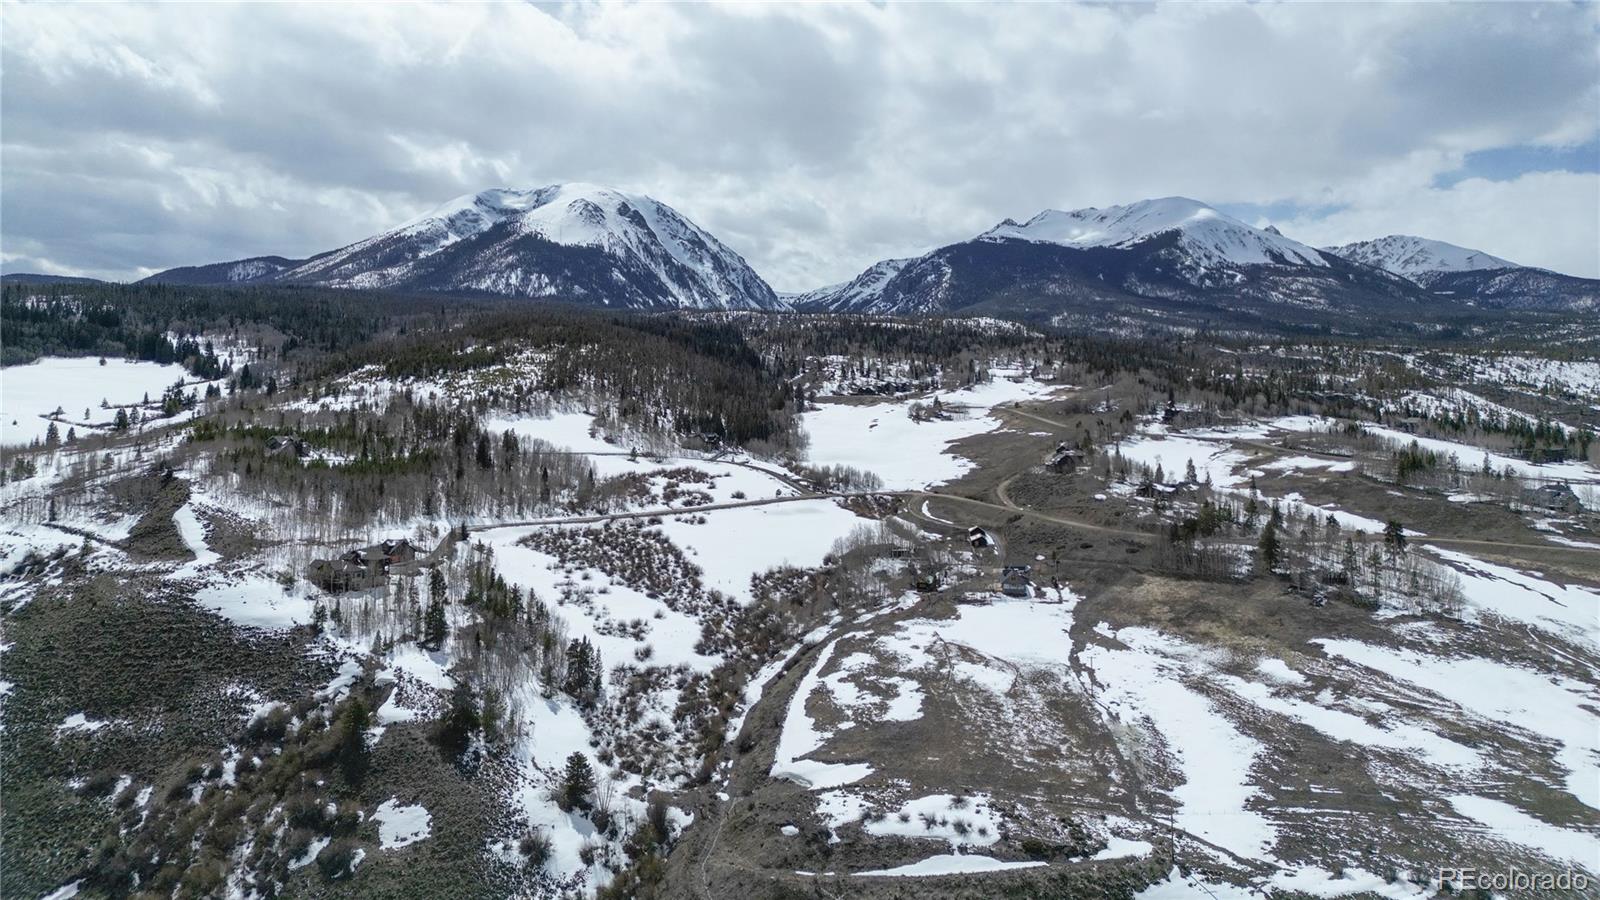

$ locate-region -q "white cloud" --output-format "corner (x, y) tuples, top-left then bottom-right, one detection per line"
(1, 2), (1595, 287)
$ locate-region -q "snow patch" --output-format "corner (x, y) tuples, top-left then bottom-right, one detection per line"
(374, 798), (433, 850)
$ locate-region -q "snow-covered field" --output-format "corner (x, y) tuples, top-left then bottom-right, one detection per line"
(1, 356), (196, 446)
(1082, 625), (1277, 861)
(801, 372), (1063, 490)
(768, 566), (1600, 894)
(1113, 416), (1409, 537)
(1113, 415), (1331, 490)
(1428, 547), (1600, 645)
(654, 500), (859, 603)
(1455, 354), (1600, 402)
(485, 411), (620, 455)
(1387, 387), (1577, 436)
(10, 343), (1596, 900)
(772, 636), (876, 790)
(1363, 423), (1600, 485)
(1115, 430), (1255, 489)
(1317, 638), (1599, 814)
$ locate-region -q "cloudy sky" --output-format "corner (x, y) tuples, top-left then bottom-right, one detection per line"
(3, 1), (1597, 288)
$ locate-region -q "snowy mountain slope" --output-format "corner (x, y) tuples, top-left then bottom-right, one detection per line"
(1421, 266), (1600, 312)
(282, 184), (783, 310)
(1325, 235), (1516, 280)
(148, 185), (784, 310)
(1323, 234), (1598, 311)
(803, 197), (1424, 320)
(981, 197), (1331, 268)
(789, 257), (915, 313)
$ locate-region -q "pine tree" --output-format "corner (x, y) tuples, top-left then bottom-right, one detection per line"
(560, 752), (595, 811)
(424, 595), (447, 649)
(1258, 521), (1280, 574)
(475, 433), (493, 470)
(501, 429), (518, 469)
(424, 568), (448, 648)
(1384, 519), (1407, 554)
(559, 637), (604, 707)
(434, 681), (481, 757)
(338, 698), (371, 783)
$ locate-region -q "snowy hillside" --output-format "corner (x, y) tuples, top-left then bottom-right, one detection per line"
(789, 257), (915, 313)
(141, 255), (302, 286)
(981, 197), (1330, 268)
(1326, 235), (1517, 279)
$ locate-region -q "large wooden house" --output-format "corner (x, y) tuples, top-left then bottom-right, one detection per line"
(309, 538), (423, 592)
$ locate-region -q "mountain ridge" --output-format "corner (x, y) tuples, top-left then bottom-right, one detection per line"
(145, 184), (785, 311)
(794, 197), (1427, 321)
(141, 189), (1595, 317)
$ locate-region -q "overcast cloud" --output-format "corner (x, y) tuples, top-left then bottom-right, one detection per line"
(3, 1), (1597, 287)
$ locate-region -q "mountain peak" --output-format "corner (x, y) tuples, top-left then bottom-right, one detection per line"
(262, 183), (784, 309)
(981, 196), (1328, 268)
(1325, 234), (1518, 278)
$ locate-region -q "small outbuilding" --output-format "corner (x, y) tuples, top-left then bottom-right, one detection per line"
(967, 526), (993, 550)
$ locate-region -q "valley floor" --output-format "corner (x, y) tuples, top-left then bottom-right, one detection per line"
(3, 346), (1598, 900)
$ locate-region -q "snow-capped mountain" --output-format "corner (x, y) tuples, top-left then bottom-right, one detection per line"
(787, 257), (915, 313)
(797, 197), (1421, 320)
(1323, 235), (1597, 310)
(147, 185), (784, 310)
(142, 190), (1596, 317)
(981, 197), (1331, 269)
(1325, 235), (1515, 280)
